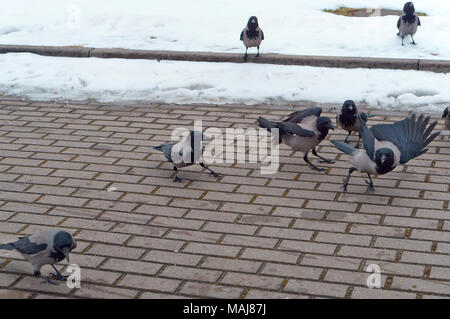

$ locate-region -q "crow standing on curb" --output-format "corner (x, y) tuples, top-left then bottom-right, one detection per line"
(240, 16), (264, 61)
(257, 107), (335, 172)
(331, 114), (439, 193)
(0, 229), (76, 285)
(397, 2), (421, 45)
(153, 130), (220, 182)
(336, 100), (372, 148)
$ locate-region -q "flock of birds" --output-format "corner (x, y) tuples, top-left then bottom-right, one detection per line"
(240, 1), (422, 60)
(153, 102), (449, 193)
(0, 1), (447, 287)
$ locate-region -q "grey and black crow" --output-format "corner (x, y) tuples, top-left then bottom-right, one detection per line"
(240, 16), (264, 61)
(257, 107), (335, 172)
(153, 130), (219, 182)
(443, 107), (450, 136)
(397, 2), (421, 46)
(0, 229), (76, 284)
(331, 114), (440, 192)
(336, 100), (372, 148)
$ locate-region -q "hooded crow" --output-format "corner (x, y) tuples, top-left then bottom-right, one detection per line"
(443, 107), (450, 136)
(397, 2), (421, 45)
(257, 107), (335, 172)
(153, 130), (219, 182)
(0, 229), (76, 284)
(331, 114), (440, 192)
(336, 100), (372, 148)
(240, 16), (264, 61)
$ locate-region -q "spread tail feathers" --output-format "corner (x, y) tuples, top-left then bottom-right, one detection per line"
(331, 140), (356, 156)
(0, 243), (14, 250)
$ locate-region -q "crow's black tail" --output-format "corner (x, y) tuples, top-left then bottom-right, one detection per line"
(0, 244), (14, 250)
(257, 117), (284, 143)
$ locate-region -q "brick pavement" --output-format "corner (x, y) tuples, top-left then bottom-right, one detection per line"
(0, 97), (448, 299)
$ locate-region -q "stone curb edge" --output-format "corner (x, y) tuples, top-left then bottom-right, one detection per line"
(1, 44), (449, 73)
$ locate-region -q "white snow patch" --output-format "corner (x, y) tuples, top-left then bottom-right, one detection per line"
(0, 53), (449, 111)
(1, 0), (450, 59)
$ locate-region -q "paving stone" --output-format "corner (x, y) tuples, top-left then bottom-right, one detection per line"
(0, 98), (447, 299)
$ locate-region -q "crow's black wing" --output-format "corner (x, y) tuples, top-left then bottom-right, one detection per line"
(370, 114), (440, 164)
(397, 16), (401, 29)
(261, 30), (264, 40)
(358, 115), (376, 160)
(277, 122), (315, 137)
(283, 107), (322, 123)
(11, 237), (47, 255)
(240, 30), (244, 41)
(417, 16), (421, 26)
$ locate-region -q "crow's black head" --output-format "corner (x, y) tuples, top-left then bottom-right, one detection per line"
(341, 100), (357, 115)
(403, 2), (415, 15)
(247, 16), (259, 30)
(53, 231), (76, 263)
(316, 116), (335, 140)
(442, 107), (449, 118)
(375, 148), (395, 175)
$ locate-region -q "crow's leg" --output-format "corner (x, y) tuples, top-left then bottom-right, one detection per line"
(401, 36), (405, 46)
(244, 47), (248, 61)
(50, 265), (68, 281)
(355, 132), (362, 148)
(35, 270), (58, 285)
(173, 166), (181, 182)
(342, 167), (357, 192)
(365, 174), (375, 193)
(200, 163), (220, 178)
(256, 46), (260, 57)
(344, 131), (352, 143)
(312, 148), (335, 164)
(303, 152), (325, 172)
(410, 35), (416, 44)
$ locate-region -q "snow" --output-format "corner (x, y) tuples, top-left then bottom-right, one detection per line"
(1, 53), (449, 112)
(1, 0), (450, 59)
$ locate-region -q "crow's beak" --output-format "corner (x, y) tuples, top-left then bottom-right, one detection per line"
(62, 247), (71, 263)
(330, 124), (335, 130)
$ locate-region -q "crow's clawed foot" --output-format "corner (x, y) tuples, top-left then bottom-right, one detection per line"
(210, 171), (220, 178)
(411, 41), (416, 45)
(309, 165), (326, 172)
(355, 143), (361, 149)
(255, 53), (260, 58)
(243, 54), (248, 62)
(365, 179), (375, 193)
(40, 275), (59, 285)
(50, 272), (68, 282)
(319, 158), (335, 164)
(173, 176), (181, 182)
(341, 177), (350, 192)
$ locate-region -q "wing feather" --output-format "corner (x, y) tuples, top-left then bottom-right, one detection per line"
(370, 114), (440, 164)
(283, 107), (322, 123)
(358, 115), (376, 160)
(11, 237), (47, 255)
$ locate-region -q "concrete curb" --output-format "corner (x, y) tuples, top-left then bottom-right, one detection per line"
(1, 44), (449, 73)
